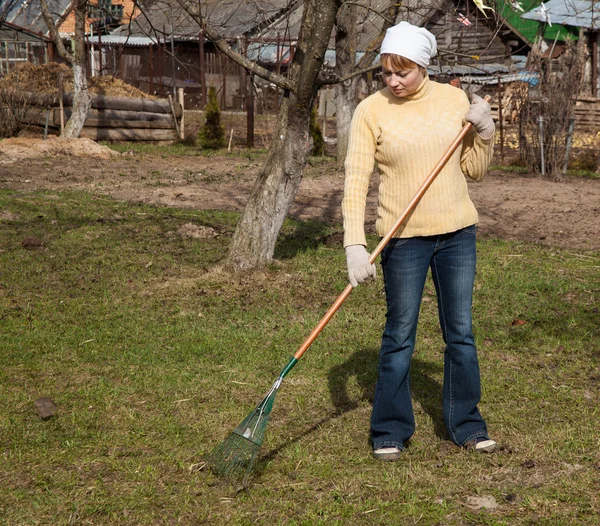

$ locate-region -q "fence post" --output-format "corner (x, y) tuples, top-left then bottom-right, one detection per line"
(98, 30), (103, 75)
(247, 73), (254, 148)
(497, 75), (504, 162)
(199, 30), (206, 108)
(562, 117), (575, 175)
(538, 115), (545, 176)
(178, 88), (185, 139)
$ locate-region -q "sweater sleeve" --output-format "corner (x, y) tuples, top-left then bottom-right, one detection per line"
(460, 123), (495, 182)
(342, 103), (377, 247)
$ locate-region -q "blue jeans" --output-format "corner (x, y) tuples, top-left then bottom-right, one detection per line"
(371, 225), (489, 450)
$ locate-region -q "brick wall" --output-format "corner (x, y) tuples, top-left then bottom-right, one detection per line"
(58, 0), (139, 36)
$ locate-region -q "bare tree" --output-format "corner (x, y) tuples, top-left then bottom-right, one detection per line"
(39, 0), (92, 138)
(333, 3), (360, 171)
(176, 0), (339, 269)
(333, 1), (399, 170)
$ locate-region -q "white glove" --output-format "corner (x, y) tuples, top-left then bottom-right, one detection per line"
(466, 94), (495, 140)
(345, 244), (376, 288)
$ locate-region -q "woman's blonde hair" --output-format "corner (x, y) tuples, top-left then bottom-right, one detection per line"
(381, 53), (426, 74)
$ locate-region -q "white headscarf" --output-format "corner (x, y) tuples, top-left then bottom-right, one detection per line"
(380, 21), (437, 67)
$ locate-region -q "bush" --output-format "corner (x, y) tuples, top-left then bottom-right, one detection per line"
(517, 40), (586, 177)
(198, 86), (225, 150)
(179, 133), (197, 147)
(0, 85), (45, 138)
(568, 149), (599, 172)
(310, 105), (324, 156)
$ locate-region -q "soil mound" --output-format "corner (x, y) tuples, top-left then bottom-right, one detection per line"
(0, 137), (119, 164)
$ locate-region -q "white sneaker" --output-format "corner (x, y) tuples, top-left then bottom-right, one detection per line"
(373, 446), (402, 461)
(475, 439), (497, 453)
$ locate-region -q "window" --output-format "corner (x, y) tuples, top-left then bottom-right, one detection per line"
(0, 42), (30, 76)
(88, 0), (123, 22)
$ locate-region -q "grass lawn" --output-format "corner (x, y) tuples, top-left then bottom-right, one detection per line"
(0, 188), (598, 525)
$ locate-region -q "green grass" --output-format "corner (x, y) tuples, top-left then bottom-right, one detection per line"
(103, 141), (269, 159)
(490, 164), (600, 179)
(1, 189), (599, 525)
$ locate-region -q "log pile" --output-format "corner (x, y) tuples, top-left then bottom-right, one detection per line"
(30, 92), (182, 142)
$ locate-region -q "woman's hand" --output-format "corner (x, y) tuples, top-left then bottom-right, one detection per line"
(466, 94), (495, 140)
(345, 245), (376, 288)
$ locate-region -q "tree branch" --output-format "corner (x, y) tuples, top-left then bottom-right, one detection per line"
(318, 0), (399, 86)
(319, 63), (381, 85)
(341, 1), (397, 25)
(173, 0), (295, 92)
(39, 0), (73, 62)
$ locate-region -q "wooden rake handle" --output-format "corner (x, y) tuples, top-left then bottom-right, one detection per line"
(292, 95), (491, 362)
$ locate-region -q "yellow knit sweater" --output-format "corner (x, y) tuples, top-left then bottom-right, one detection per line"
(342, 76), (494, 247)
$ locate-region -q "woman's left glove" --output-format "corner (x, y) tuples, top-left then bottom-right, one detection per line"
(466, 94), (495, 140)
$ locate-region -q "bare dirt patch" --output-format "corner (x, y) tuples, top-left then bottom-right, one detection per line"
(0, 138), (598, 252)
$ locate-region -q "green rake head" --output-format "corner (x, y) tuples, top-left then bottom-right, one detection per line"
(205, 380), (280, 484)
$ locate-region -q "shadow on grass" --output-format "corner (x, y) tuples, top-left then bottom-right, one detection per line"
(273, 219), (332, 260)
(256, 349), (447, 475)
(326, 350), (446, 440)
(410, 358), (446, 439)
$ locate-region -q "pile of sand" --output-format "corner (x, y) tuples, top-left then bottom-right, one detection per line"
(0, 137), (120, 164)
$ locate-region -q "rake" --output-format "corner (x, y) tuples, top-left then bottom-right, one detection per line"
(205, 101), (489, 484)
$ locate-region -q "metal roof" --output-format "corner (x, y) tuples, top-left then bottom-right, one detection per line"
(0, 19), (51, 41)
(86, 35), (158, 46)
(112, 0), (295, 41)
(254, 0), (446, 52)
(2, 0), (71, 36)
(522, 0), (600, 30)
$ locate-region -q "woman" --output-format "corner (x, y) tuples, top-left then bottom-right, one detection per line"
(342, 21), (496, 461)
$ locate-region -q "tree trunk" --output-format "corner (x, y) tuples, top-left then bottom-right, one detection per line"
(61, 0), (91, 138)
(40, 0), (92, 138)
(334, 3), (358, 171)
(334, 78), (359, 171)
(334, 1), (399, 170)
(226, 95), (311, 269)
(63, 63), (91, 138)
(226, 0), (339, 270)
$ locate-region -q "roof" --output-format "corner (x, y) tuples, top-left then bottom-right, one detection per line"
(1, 0), (71, 37)
(112, 0), (295, 41)
(0, 19), (51, 41)
(522, 0), (600, 30)
(489, 0), (577, 43)
(253, 0), (446, 53)
(87, 35), (158, 46)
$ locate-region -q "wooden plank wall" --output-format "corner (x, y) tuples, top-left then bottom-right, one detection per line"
(490, 97), (600, 132)
(573, 97), (600, 131)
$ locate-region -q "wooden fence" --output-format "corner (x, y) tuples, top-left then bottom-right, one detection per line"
(573, 97), (600, 131)
(490, 96), (600, 132)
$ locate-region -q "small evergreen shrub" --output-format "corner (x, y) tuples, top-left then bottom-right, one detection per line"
(179, 133), (197, 146)
(310, 105), (324, 156)
(199, 86), (226, 150)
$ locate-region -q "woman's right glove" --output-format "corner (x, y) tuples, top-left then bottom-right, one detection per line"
(345, 244), (376, 288)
